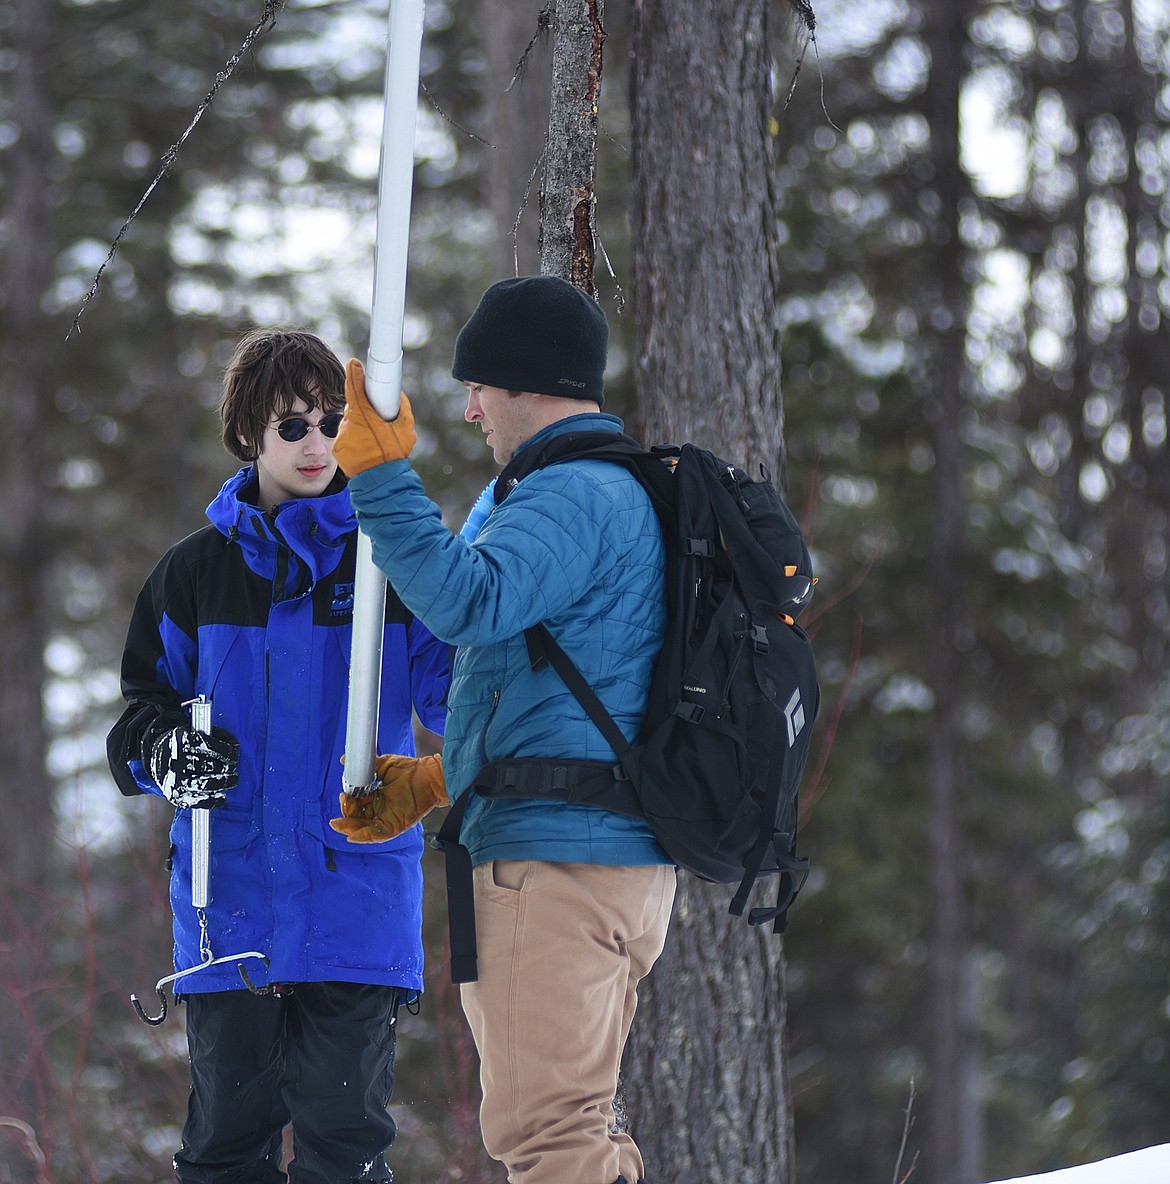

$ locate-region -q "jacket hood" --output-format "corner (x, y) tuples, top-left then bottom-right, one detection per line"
(206, 467), (354, 583)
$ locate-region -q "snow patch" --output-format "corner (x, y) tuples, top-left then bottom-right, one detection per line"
(984, 1144), (1170, 1184)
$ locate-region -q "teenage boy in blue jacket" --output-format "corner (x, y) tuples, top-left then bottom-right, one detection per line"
(328, 277), (676, 1184)
(106, 329), (450, 1184)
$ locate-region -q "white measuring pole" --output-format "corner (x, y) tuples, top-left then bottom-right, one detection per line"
(188, 694), (213, 905)
(342, 0), (425, 793)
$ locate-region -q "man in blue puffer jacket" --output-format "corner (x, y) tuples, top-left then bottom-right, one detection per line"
(106, 329), (450, 1184)
(329, 277), (677, 1184)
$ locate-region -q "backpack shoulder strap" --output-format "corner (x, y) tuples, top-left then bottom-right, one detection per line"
(524, 622), (634, 769)
(492, 429), (680, 786)
(490, 432), (679, 779)
(494, 431), (677, 515)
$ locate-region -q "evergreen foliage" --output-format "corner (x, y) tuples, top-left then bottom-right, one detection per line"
(1, 1), (498, 1178)
(3, 0), (1169, 1180)
(778, 1), (1170, 1180)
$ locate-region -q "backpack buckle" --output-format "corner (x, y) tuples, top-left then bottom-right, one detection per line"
(673, 700), (706, 724)
(750, 623), (769, 654)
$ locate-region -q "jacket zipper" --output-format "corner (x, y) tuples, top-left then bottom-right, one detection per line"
(478, 689), (502, 768)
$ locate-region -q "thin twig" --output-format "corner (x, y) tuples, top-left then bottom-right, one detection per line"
(66, 0), (287, 339)
(421, 78), (496, 149)
(595, 232), (625, 315)
(892, 1078), (920, 1184)
(780, 0), (815, 109)
(789, 0), (817, 34)
(506, 2), (554, 93)
(778, 0), (843, 132)
(511, 143), (547, 276)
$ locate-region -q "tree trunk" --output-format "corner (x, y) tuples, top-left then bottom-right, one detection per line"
(923, 0), (978, 1180)
(539, 0), (605, 290)
(626, 1), (786, 461)
(0, 0), (57, 1170)
(623, 2), (794, 1181)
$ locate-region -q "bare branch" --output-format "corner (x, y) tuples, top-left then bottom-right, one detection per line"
(511, 144), (547, 277)
(892, 1078), (920, 1184)
(506, 2), (555, 93)
(776, 0), (842, 131)
(66, 0), (287, 340)
(594, 232), (625, 315)
(421, 78), (497, 149)
(787, 0), (816, 35)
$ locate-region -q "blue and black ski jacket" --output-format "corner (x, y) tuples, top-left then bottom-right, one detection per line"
(106, 467), (450, 993)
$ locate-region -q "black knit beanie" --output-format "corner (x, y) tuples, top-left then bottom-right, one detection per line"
(452, 276), (608, 406)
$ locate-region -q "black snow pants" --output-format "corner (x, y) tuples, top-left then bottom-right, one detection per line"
(173, 982), (407, 1184)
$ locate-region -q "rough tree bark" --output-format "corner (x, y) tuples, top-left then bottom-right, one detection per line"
(539, 0), (604, 292)
(0, 0), (57, 1171)
(621, 2), (796, 1181)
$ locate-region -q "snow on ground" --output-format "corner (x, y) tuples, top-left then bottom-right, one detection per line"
(984, 1144), (1170, 1184)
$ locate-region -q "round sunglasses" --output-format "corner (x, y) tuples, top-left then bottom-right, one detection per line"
(270, 412), (344, 443)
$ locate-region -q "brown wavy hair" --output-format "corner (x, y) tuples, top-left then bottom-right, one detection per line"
(219, 329), (345, 462)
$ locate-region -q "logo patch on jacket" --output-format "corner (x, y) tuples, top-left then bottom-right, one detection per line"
(330, 582), (355, 617)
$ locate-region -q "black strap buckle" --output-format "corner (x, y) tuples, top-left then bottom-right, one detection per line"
(684, 537), (714, 557)
(673, 699), (706, 724)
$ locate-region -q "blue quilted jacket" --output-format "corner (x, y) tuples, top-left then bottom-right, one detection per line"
(349, 413), (671, 867)
(106, 469), (450, 993)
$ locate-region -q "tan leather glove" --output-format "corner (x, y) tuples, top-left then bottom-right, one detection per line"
(332, 357), (417, 476)
(330, 753), (448, 844)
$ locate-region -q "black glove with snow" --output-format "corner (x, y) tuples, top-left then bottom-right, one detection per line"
(143, 719), (240, 809)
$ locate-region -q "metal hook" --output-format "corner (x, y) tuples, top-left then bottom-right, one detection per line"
(237, 958), (274, 994)
(130, 696), (273, 1024)
(130, 984), (170, 1026)
(131, 950), (269, 1025)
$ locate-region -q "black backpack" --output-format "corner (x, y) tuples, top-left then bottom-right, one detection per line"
(432, 432), (819, 983)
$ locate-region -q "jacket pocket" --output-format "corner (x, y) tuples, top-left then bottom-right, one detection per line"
(168, 803), (258, 854)
(301, 798), (419, 855)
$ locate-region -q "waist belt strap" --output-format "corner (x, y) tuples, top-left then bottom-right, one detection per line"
(474, 757), (642, 817)
(428, 758), (646, 986)
(427, 794), (478, 985)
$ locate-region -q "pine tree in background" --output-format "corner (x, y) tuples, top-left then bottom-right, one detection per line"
(778, 0), (1170, 1180)
(5, 0), (1170, 1179)
(0, 2), (494, 1177)
(619, 2), (800, 1180)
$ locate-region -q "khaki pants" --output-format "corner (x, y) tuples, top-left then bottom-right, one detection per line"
(460, 860), (676, 1184)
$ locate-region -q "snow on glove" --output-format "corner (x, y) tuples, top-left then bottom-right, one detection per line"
(332, 358), (417, 476)
(144, 721), (240, 809)
(330, 753), (448, 844)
